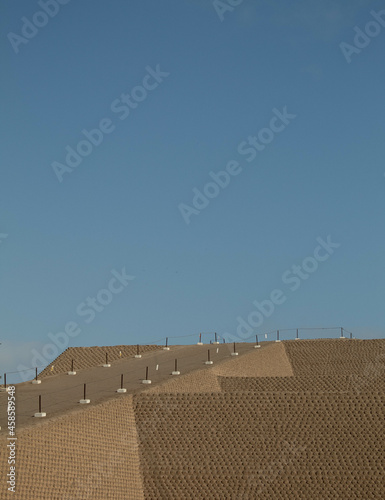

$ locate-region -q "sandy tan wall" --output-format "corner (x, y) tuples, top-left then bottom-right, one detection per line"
(213, 342), (294, 378)
(284, 339), (385, 377)
(39, 345), (162, 379)
(0, 395), (144, 499)
(146, 342), (294, 395)
(134, 391), (385, 500)
(145, 368), (222, 394)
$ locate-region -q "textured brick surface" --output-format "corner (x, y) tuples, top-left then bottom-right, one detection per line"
(213, 342), (294, 378)
(0, 396), (144, 499)
(1, 339), (384, 499)
(39, 345), (162, 379)
(135, 391), (385, 499)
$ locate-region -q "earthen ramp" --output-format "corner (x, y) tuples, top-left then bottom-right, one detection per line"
(147, 341), (293, 394)
(136, 339), (385, 499)
(1, 339), (385, 499)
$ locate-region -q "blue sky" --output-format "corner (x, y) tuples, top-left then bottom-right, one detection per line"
(1, 0), (384, 381)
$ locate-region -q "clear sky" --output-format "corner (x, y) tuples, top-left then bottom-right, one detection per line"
(1, 0), (384, 382)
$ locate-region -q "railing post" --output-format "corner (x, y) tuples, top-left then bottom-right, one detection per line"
(103, 352), (111, 367)
(68, 359), (76, 375)
(32, 367), (41, 384)
(172, 358), (180, 376)
(80, 383), (90, 404)
(34, 394), (46, 417)
(205, 349), (213, 365)
(117, 374), (127, 393)
(142, 366), (152, 384)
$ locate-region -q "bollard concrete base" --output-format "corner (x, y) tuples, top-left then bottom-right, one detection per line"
(34, 412), (46, 418)
(231, 352), (239, 356)
(163, 347), (170, 351)
(32, 380), (41, 384)
(275, 340), (281, 343)
(103, 364), (111, 368)
(295, 337), (301, 340)
(213, 342), (219, 345)
(117, 388), (127, 393)
(80, 399), (90, 404)
(142, 379), (152, 384)
(68, 371), (77, 375)
(254, 345), (261, 349)
(205, 361), (213, 365)
(171, 371), (180, 375)
(197, 342), (203, 345)
(134, 354), (142, 358)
